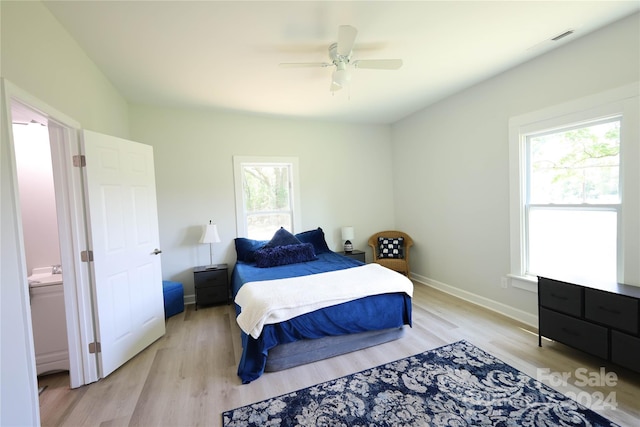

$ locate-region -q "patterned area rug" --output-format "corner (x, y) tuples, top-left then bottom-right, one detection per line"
(223, 340), (618, 426)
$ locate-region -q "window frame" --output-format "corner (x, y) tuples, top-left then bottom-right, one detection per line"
(233, 156), (302, 239)
(508, 84), (639, 291)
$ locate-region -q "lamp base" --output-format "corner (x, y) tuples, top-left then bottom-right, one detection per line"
(343, 240), (353, 253)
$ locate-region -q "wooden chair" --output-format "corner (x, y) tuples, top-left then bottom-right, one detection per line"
(368, 231), (414, 276)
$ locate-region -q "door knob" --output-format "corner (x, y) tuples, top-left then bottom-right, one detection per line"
(152, 248), (162, 255)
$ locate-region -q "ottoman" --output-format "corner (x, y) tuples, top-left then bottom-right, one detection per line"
(162, 280), (184, 318)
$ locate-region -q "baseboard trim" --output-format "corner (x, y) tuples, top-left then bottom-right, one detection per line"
(410, 272), (538, 328)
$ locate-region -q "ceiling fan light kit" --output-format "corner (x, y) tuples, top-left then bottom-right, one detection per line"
(279, 25), (403, 92)
(331, 61), (351, 90)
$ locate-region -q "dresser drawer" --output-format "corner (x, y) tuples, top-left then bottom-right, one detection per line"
(539, 307), (608, 359)
(611, 330), (640, 373)
(538, 278), (582, 317)
(585, 289), (638, 334)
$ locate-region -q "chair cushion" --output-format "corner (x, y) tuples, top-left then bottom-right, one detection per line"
(378, 236), (405, 259)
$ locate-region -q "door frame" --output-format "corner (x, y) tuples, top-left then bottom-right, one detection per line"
(3, 79), (98, 388)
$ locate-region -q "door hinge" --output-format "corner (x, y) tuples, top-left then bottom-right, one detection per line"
(80, 250), (94, 262)
(88, 342), (101, 354)
(73, 155), (86, 167)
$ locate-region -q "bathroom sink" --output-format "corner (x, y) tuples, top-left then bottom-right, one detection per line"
(28, 273), (63, 287)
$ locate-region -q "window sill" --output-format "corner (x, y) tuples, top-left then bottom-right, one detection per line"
(507, 274), (538, 293)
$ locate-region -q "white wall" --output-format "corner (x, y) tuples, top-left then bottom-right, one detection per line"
(392, 13), (640, 324)
(129, 105), (396, 300)
(0, 1), (130, 138)
(1, 2), (130, 425)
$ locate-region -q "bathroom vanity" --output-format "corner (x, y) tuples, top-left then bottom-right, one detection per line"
(29, 268), (69, 375)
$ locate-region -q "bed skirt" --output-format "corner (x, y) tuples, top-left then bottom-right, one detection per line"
(265, 326), (406, 372)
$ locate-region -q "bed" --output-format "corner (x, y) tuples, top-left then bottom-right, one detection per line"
(232, 227), (413, 383)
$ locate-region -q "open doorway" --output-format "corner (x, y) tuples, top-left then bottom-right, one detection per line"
(7, 96), (93, 393)
(11, 101), (73, 392)
(7, 85), (167, 414)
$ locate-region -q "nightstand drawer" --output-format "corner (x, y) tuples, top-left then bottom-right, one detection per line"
(539, 278), (583, 317)
(194, 270), (226, 288)
(585, 289), (638, 334)
(539, 307), (608, 359)
(196, 285), (228, 305)
(339, 250), (365, 263)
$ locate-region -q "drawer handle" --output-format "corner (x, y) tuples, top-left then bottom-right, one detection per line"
(550, 293), (568, 301)
(561, 327), (580, 336)
(598, 305), (621, 315)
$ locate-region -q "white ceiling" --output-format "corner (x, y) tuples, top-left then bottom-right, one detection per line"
(44, 1), (639, 124)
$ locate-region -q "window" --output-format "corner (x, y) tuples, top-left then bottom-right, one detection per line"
(525, 118), (620, 283)
(509, 84), (639, 290)
(233, 156), (301, 239)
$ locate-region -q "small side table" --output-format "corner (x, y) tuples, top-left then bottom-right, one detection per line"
(193, 264), (229, 309)
(339, 250), (366, 263)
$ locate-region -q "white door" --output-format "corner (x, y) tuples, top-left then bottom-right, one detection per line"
(82, 130), (165, 378)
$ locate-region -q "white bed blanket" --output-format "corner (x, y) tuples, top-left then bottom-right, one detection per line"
(235, 263), (413, 339)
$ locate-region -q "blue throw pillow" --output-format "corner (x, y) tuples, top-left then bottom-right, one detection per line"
(263, 227), (302, 248)
(254, 243), (318, 268)
(234, 237), (267, 262)
(295, 227), (331, 254)
(378, 236), (405, 259)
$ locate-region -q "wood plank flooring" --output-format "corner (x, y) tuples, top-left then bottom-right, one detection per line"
(39, 283), (640, 426)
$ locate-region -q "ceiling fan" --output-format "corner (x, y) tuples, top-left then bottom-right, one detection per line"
(279, 25), (403, 92)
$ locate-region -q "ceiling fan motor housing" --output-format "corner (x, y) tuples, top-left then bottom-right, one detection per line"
(329, 42), (351, 67)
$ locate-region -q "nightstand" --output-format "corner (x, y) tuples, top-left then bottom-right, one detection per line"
(193, 264), (229, 309)
(339, 250), (365, 263)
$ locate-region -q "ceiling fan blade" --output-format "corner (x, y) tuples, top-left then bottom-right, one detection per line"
(353, 59), (403, 70)
(278, 62), (332, 68)
(337, 25), (357, 56)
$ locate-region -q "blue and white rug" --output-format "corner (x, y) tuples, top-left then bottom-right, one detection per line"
(223, 340), (617, 426)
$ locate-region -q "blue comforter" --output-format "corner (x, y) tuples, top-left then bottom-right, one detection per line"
(231, 252), (412, 383)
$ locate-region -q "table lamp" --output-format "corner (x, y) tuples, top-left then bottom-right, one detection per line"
(200, 220), (221, 268)
(341, 226), (354, 253)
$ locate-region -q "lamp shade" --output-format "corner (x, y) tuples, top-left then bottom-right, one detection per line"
(332, 68), (351, 87)
(341, 226), (354, 241)
(200, 223), (221, 244)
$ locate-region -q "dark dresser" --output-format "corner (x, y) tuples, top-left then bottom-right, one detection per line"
(538, 276), (640, 373)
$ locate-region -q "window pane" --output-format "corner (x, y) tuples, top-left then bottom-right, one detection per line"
(242, 165), (291, 213)
(241, 163), (293, 239)
(528, 208), (617, 283)
(247, 214), (292, 240)
(529, 120), (620, 204)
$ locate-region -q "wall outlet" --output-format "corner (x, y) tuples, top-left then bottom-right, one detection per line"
(501, 277), (509, 289)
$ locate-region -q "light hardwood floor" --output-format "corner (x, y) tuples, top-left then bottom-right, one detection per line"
(39, 283), (640, 426)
